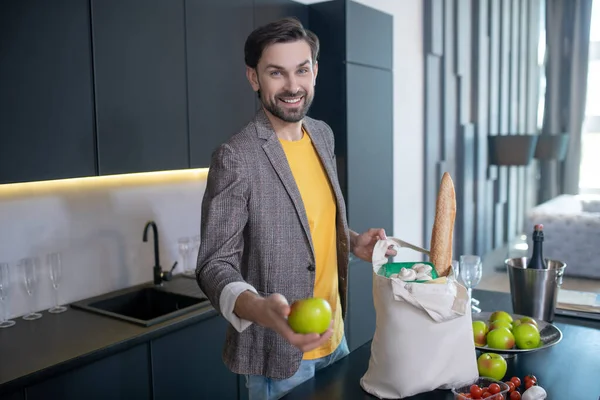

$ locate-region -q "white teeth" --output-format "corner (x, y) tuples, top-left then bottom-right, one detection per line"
(281, 97), (301, 103)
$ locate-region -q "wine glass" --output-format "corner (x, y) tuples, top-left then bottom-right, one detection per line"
(451, 260), (459, 280)
(20, 257), (42, 320)
(459, 255), (483, 313)
(191, 235), (201, 270)
(0, 263), (16, 328)
(178, 238), (192, 276)
(47, 252), (67, 313)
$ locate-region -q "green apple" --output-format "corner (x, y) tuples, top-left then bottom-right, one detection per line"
(489, 319), (513, 332)
(477, 352), (508, 381)
(519, 316), (539, 328)
(472, 320), (488, 346)
(513, 322), (541, 349)
(489, 310), (513, 324)
(486, 327), (515, 350)
(288, 297), (332, 334)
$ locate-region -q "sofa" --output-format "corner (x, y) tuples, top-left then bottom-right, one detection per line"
(524, 194), (600, 279)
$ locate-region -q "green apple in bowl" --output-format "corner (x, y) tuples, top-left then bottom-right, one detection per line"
(489, 319), (513, 332)
(513, 322), (541, 349)
(477, 353), (507, 381)
(488, 310), (513, 324)
(472, 320), (488, 346)
(486, 327), (515, 350)
(516, 316), (539, 328)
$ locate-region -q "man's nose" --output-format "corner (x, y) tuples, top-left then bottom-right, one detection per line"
(284, 76), (300, 94)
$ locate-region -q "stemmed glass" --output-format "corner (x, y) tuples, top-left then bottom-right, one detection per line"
(20, 257), (42, 320)
(0, 263), (16, 328)
(459, 255), (483, 313)
(178, 238), (192, 276)
(191, 235), (201, 271)
(47, 252), (67, 313)
(451, 260), (459, 280)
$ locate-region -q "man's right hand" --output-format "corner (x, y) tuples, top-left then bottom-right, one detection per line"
(234, 291), (334, 353)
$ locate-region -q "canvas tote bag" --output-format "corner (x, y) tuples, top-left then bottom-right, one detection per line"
(359, 237), (479, 399)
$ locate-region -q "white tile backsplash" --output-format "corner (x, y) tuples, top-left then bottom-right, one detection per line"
(0, 171), (207, 320)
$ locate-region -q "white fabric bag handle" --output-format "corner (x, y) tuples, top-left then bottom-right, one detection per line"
(371, 237), (417, 273)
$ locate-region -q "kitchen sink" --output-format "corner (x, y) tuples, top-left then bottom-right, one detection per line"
(71, 284), (208, 327)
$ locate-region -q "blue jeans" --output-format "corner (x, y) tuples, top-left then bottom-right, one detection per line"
(245, 335), (350, 400)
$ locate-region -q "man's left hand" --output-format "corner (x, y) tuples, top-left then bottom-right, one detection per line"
(351, 228), (397, 263)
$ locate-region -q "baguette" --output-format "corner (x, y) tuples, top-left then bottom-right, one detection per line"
(429, 172), (456, 277)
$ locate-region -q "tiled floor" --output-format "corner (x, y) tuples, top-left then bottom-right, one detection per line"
(475, 242), (600, 294)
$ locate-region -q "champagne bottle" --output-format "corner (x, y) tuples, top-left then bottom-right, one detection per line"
(527, 224), (547, 269)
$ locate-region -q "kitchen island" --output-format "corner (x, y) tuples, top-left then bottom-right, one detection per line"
(283, 289), (600, 399)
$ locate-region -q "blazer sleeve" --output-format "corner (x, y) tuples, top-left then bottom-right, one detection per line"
(196, 142), (251, 315)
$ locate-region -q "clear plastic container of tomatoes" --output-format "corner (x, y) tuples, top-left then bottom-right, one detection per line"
(452, 377), (510, 399)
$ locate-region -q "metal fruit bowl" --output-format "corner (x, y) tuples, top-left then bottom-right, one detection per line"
(472, 311), (563, 355)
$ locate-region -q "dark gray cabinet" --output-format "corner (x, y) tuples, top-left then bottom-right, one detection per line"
(186, 0), (256, 167)
(91, 0), (189, 175)
(254, 0), (309, 30)
(0, 0), (97, 184)
(345, 257), (376, 352)
(308, 0), (394, 232)
(346, 0), (393, 70)
(346, 64), (394, 235)
(0, 0), (313, 184)
(2, 390), (25, 400)
(25, 344), (151, 400)
(151, 316), (238, 399)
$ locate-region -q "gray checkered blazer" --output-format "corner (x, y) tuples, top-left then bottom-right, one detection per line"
(196, 108), (351, 380)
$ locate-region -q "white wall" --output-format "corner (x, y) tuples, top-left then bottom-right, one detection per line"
(295, 0), (425, 260)
(0, 171), (207, 320)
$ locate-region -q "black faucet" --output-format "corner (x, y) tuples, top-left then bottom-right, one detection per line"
(143, 220), (177, 285)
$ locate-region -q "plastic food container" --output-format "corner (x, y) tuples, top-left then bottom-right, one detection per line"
(452, 377), (510, 399)
(377, 261), (439, 283)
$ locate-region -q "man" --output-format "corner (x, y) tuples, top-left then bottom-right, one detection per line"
(196, 17), (395, 400)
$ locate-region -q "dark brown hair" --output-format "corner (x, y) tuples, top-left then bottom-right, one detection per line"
(244, 17), (320, 69)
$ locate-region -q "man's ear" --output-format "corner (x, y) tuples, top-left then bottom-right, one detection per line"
(246, 67), (260, 92)
(313, 61), (319, 85)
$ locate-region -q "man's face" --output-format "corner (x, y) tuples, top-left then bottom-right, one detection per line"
(247, 40), (318, 123)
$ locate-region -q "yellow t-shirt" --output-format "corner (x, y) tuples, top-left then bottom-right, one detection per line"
(279, 128), (344, 360)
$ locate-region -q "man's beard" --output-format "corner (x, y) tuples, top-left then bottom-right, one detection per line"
(259, 89), (314, 123)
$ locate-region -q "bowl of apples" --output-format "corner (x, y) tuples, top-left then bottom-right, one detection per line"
(471, 311), (562, 356)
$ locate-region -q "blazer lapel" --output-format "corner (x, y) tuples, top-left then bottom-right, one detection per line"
(255, 109), (316, 262)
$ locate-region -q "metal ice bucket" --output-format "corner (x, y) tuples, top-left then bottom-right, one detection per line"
(505, 257), (566, 322)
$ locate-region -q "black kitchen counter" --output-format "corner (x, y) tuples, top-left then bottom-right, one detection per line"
(0, 276), (217, 394)
(283, 289), (600, 400)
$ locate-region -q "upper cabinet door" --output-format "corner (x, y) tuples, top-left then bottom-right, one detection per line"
(346, 0), (393, 70)
(346, 64), (393, 235)
(92, 0), (189, 175)
(186, 0), (255, 168)
(0, 0), (97, 184)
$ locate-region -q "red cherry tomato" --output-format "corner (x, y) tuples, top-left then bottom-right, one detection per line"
(525, 380), (536, 389)
(481, 391), (491, 398)
(510, 391), (521, 400)
(505, 381), (515, 392)
(488, 383), (501, 394)
(524, 374), (537, 384)
(470, 384), (483, 398)
(510, 376), (521, 388)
